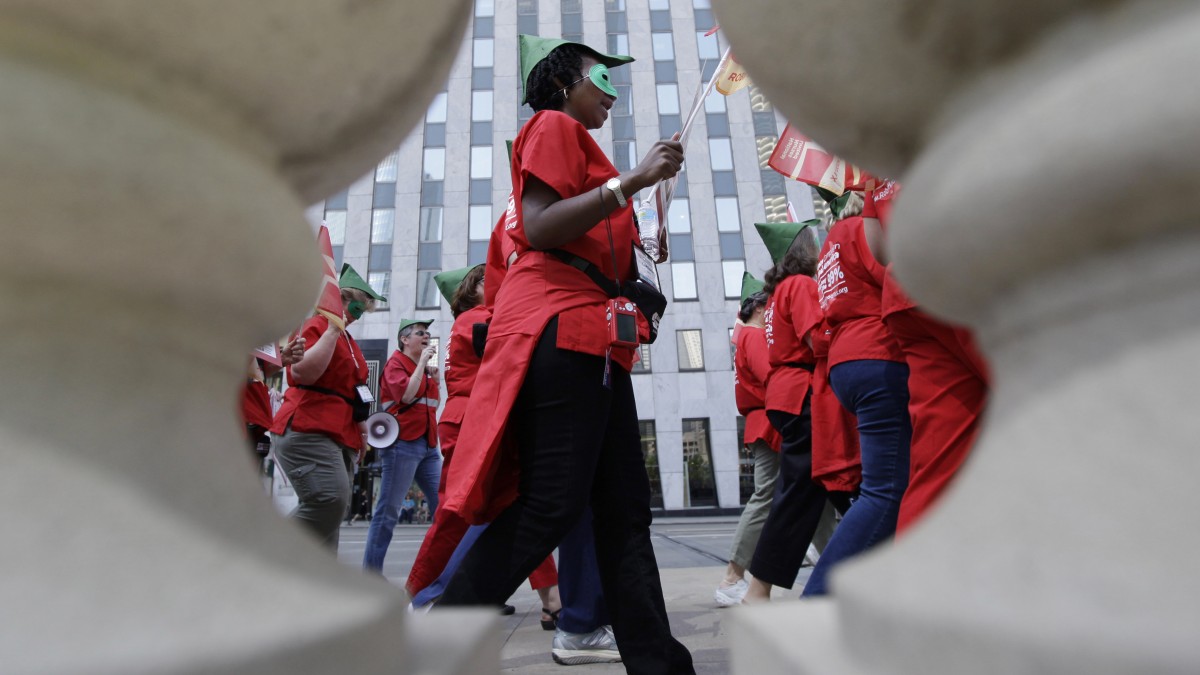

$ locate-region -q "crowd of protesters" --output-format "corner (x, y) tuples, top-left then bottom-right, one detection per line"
(241, 32), (990, 675)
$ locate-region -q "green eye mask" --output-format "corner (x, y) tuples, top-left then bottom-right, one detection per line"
(588, 63), (617, 98)
(346, 301), (367, 320)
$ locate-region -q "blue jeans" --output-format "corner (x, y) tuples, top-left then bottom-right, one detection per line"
(362, 437), (442, 571)
(803, 360), (911, 597)
(412, 512), (609, 635)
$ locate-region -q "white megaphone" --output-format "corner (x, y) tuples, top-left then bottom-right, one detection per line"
(365, 411), (399, 449)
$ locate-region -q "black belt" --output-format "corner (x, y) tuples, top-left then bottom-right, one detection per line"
(783, 362), (815, 372)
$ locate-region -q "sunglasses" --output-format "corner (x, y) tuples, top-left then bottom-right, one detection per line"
(562, 63), (618, 100)
(409, 329), (430, 337)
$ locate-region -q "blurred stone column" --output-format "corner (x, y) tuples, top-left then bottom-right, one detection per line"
(0, 2), (497, 673)
(713, 1), (1200, 673)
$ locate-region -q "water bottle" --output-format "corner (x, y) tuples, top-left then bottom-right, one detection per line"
(636, 188), (660, 260)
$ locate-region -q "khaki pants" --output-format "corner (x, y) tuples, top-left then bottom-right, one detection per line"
(729, 441), (780, 569)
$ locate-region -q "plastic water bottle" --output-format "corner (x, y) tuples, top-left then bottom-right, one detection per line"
(636, 189), (660, 260)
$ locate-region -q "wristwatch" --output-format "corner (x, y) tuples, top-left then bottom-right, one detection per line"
(605, 177), (627, 208)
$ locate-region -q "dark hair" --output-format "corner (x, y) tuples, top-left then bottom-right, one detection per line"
(738, 291), (768, 322)
(526, 44), (585, 112)
(763, 228), (821, 295)
(450, 265), (485, 317)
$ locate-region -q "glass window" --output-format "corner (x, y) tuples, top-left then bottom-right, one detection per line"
(419, 207), (443, 242)
(475, 0), (494, 16)
(713, 170), (738, 196)
(469, 205), (493, 240)
(696, 31), (720, 60)
(325, 189), (348, 210)
(370, 209), (395, 244)
(677, 329), (704, 370)
(608, 33), (629, 56)
(613, 85), (633, 115)
(667, 198), (691, 234)
(473, 39), (494, 67)
(672, 261), (697, 300)
(369, 244), (391, 271)
(632, 343), (652, 373)
(605, 0), (626, 10)
(613, 140), (636, 172)
(470, 179), (492, 204)
(367, 271), (390, 307)
(704, 91), (726, 113)
(654, 60), (677, 82)
(693, 0), (711, 7)
(373, 182), (395, 209)
(709, 138), (734, 171)
(669, 234), (694, 261)
(472, 67), (493, 90)
(706, 112), (729, 136)
(682, 418), (716, 507)
(640, 421), (663, 509)
(656, 84), (679, 115)
(561, 0), (581, 12)
(652, 33), (674, 61)
(472, 90), (493, 122)
(375, 152), (398, 182)
(473, 16), (494, 37)
(720, 231), (745, 259)
(722, 260), (745, 298)
(423, 147), (446, 180)
(418, 242), (441, 269)
(424, 122), (446, 147)
(469, 240), (488, 266)
(649, 0), (670, 8)
(324, 210), (346, 245)
(715, 197), (740, 232)
(426, 92), (448, 123)
(416, 270), (440, 309)
(650, 10), (672, 31)
(518, 0), (537, 13)
(470, 146), (492, 179)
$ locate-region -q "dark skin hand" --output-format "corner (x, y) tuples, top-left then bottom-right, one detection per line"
(522, 55), (684, 250)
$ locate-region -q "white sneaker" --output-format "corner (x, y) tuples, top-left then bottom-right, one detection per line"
(551, 625), (622, 665)
(713, 578), (749, 607)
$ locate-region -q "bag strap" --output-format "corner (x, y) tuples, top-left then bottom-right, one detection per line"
(545, 249), (619, 298)
(293, 383), (355, 405)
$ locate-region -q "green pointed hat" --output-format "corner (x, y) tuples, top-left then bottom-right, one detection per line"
(740, 272), (765, 304)
(519, 34), (634, 105)
(753, 220), (822, 265)
(339, 263), (387, 302)
(817, 187), (855, 219)
(434, 265), (481, 305)
(397, 318), (435, 335)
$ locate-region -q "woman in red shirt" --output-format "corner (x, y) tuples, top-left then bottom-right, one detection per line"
(868, 182), (989, 532)
(801, 193), (912, 597)
(714, 278), (782, 606)
(744, 221), (842, 603)
(270, 264), (384, 550)
(437, 35), (693, 673)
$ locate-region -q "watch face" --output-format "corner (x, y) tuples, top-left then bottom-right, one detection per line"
(607, 178), (620, 189)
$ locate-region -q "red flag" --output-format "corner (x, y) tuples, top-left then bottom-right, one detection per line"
(315, 224), (346, 330)
(767, 124), (874, 196)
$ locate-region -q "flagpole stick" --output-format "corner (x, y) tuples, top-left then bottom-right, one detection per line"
(679, 46), (727, 148)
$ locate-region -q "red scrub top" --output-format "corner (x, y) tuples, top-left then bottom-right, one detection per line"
(764, 274), (822, 415)
(271, 314), (368, 449)
(442, 110), (645, 524)
(484, 193), (517, 309)
(817, 215), (903, 366)
(242, 379), (272, 430)
(733, 325), (782, 452)
(381, 351), (440, 447)
(440, 304), (491, 435)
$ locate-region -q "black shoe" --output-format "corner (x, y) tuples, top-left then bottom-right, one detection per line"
(500, 604), (516, 616)
(541, 607), (561, 631)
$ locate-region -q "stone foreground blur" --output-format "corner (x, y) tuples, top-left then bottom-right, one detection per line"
(714, 1), (1200, 673)
(0, 2), (500, 673)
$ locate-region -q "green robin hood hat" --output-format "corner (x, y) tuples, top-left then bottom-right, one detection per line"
(519, 34), (634, 105)
(339, 263), (387, 302)
(753, 220), (822, 265)
(740, 272), (765, 304)
(397, 318), (435, 335)
(434, 265), (481, 305)
(817, 187), (855, 219)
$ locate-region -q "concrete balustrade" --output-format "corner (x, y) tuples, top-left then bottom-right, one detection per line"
(714, 1), (1200, 673)
(0, 2), (497, 673)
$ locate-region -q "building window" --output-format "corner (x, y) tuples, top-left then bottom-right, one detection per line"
(632, 343), (652, 373)
(419, 207), (442, 242)
(649, 0), (670, 9)
(640, 421), (663, 509)
(722, 260), (745, 299)
(423, 148), (446, 181)
(677, 329), (704, 370)
(473, 38), (494, 68)
(472, 90), (494, 122)
(683, 418), (716, 507)
(715, 196), (740, 232)
(375, 152), (398, 182)
(651, 33), (675, 61)
(672, 262), (697, 300)
(426, 92), (448, 124)
(324, 209), (346, 245)
(696, 31), (720, 60)
(470, 146), (492, 179)
(656, 84), (680, 115)
(667, 198), (691, 233)
(416, 269), (440, 309)
(709, 137), (734, 172)
(475, 0), (494, 16)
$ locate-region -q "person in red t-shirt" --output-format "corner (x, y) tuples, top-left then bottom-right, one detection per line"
(743, 220), (844, 604)
(866, 181), (990, 532)
(241, 336), (305, 469)
(362, 315), (441, 572)
(802, 192), (912, 597)
(270, 264), (383, 551)
(437, 35), (693, 672)
(714, 276), (783, 607)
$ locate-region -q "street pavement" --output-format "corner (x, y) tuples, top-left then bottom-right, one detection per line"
(336, 516), (814, 673)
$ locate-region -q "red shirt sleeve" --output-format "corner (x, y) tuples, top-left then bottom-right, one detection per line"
(790, 278), (823, 343)
(744, 329), (771, 389)
(381, 353), (412, 405)
(518, 113), (589, 202)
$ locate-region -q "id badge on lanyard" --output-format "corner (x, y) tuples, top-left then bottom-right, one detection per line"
(633, 246), (661, 292)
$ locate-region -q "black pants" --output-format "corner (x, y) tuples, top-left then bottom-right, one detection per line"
(440, 319), (694, 675)
(749, 400), (837, 589)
